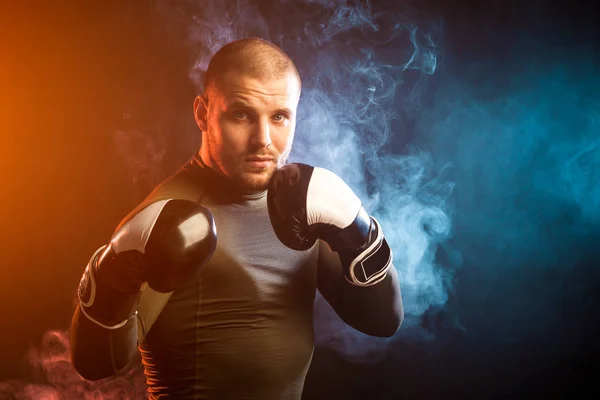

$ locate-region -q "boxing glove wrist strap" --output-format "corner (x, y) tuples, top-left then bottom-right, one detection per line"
(78, 246), (141, 327)
(341, 217), (393, 287)
(79, 305), (138, 330)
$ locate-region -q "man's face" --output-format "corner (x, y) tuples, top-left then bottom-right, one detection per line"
(196, 70), (300, 194)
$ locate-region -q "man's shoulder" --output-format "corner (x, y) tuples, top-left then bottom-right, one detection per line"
(117, 159), (209, 229)
(147, 160), (209, 203)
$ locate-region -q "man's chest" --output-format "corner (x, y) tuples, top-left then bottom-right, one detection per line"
(144, 200), (319, 345)
(203, 202), (318, 303)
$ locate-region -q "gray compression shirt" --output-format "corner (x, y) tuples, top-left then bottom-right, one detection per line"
(136, 157), (319, 399)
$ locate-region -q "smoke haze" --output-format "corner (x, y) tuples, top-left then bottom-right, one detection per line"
(2, 0), (598, 398)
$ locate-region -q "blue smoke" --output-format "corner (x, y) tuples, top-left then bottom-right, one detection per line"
(154, 0), (456, 361)
(420, 37), (600, 346)
(121, 0), (600, 359)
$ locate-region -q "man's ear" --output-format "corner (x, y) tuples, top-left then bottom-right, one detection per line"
(193, 94), (208, 132)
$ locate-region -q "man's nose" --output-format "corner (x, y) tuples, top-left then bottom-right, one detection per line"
(250, 118), (272, 148)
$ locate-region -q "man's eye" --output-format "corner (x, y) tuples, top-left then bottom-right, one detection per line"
(233, 110), (249, 119)
(272, 113), (286, 122)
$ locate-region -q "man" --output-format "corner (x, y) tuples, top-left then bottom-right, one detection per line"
(70, 38), (403, 399)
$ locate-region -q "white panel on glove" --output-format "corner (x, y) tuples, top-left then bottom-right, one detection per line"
(111, 199), (170, 254)
(306, 167), (362, 229)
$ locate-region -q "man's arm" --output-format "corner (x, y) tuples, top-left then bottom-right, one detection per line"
(70, 198), (216, 381)
(317, 240), (403, 338)
(267, 163), (404, 337)
(70, 294), (139, 381)
(70, 278), (174, 380)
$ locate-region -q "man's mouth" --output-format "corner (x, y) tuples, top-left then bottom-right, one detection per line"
(246, 156), (273, 162)
(245, 155), (274, 168)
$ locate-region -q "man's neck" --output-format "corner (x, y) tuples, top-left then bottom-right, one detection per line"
(193, 152), (267, 199)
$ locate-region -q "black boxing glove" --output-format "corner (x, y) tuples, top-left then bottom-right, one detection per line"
(267, 163), (392, 287)
(77, 198), (217, 329)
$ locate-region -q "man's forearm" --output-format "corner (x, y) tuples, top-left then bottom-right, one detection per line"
(70, 304), (139, 381)
(338, 266), (403, 337)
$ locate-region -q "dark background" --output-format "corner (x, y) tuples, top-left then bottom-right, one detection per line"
(1, 0), (599, 398)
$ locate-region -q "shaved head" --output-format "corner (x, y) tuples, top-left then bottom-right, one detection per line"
(193, 38), (302, 194)
(203, 38), (301, 98)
